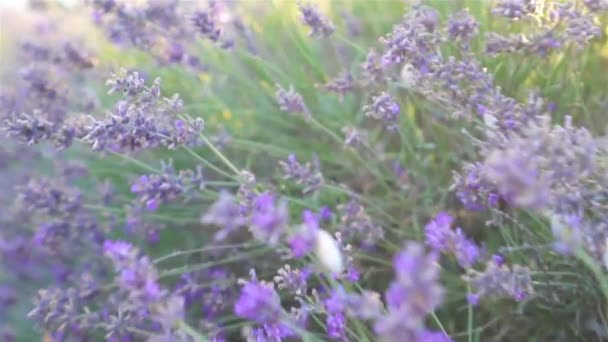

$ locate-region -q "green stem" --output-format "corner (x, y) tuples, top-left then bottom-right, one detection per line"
(153, 243), (255, 264)
(198, 132), (241, 175)
(575, 249), (608, 314)
(430, 311), (449, 338)
(467, 284), (474, 342)
(159, 247), (268, 278)
(179, 321), (208, 342)
(181, 145), (235, 180)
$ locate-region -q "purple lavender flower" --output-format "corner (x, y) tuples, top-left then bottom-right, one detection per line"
(364, 92), (400, 131)
(526, 31), (563, 57)
(342, 126), (367, 147)
(276, 84), (310, 119)
(321, 71), (355, 102)
(424, 212), (454, 251)
(326, 313), (347, 340)
(485, 32), (523, 55)
(235, 271), (284, 324)
(453, 162), (501, 211)
(93, 0), (184, 49)
(83, 69), (203, 152)
(17, 177), (83, 215)
(424, 212), (481, 268)
(374, 242), (445, 342)
(298, 2), (335, 38)
(565, 14), (602, 48)
(103, 240), (164, 303)
(192, 9), (221, 42)
(274, 265), (310, 296)
(288, 210), (320, 258)
(447, 10), (479, 43)
(166, 42), (185, 63)
(62, 42), (94, 69)
(337, 200), (384, 246)
(361, 50), (384, 84)
(345, 290), (383, 320)
(584, 0), (608, 12)
(250, 193), (289, 245)
(491, 0), (539, 20)
(380, 5), (441, 67)
(130, 161), (204, 211)
(4, 111), (54, 145)
(483, 147), (550, 210)
(201, 191), (247, 241)
(482, 116), (595, 211)
(28, 284), (100, 334)
(453, 229), (481, 268)
(464, 258), (534, 304)
(279, 154), (324, 194)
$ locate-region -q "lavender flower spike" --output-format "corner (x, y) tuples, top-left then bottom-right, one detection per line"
(298, 2), (334, 38)
(276, 84), (311, 120)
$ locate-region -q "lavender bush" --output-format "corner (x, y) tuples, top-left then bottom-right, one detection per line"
(1, 0), (608, 340)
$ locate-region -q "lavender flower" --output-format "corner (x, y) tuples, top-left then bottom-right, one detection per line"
(341, 126), (367, 147)
(130, 162), (204, 211)
(424, 212), (481, 268)
(279, 154), (324, 194)
(298, 2), (335, 38)
(485, 32), (525, 55)
(274, 265), (310, 296)
(276, 84), (310, 119)
(288, 210), (320, 258)
(584, 0), (608, 12)
(424, 212), (454, 251)
(447, 10), (479, 44)
(103, 240), (164, 303)
(4, 111), (54, 145)
(250, 193), (289, 245)
(321, 71), (355, 102)
(345, 290), (383, 320)
(380, 5), (441, 67)
(93, 0), (184, 49)
(192, 9), (221, 42)
(374, 242), (445, 342)
(201, 191), (247, 241)
(482, 116), (595, 211)
(491, 0), (539, 20)
(235, 270), (284, 324)
(28, 284), (99, 334)
(365, 92), (400, 131)
(83, 69), (203, 152)
(327, 313), (347, 340)
(17, 177), (82, 215)
(565, 14), (602, 48)
(361, 50), (384, 84)
(337, 200), (384, 246)
(464, 258), (533, 303)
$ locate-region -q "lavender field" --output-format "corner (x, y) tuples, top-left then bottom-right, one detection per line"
(1, 0), (608, 341)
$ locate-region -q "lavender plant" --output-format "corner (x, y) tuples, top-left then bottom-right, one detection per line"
(1, 0), (608, 341)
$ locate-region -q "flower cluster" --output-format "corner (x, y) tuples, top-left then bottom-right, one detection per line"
(424, 212), (481, 268)
(374, 242), (448, 342)
(2, 1), (607, 341)
(275, 84), (311, 119)
(279, 153), (324, 194)
(130, 161), (205, 211)
(298, 2), (335, 38)
(464, 256), (534, 304)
